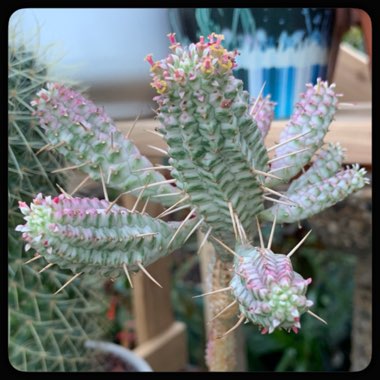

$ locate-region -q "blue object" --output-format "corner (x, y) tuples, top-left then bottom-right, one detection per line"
(170, 8), (334, 119)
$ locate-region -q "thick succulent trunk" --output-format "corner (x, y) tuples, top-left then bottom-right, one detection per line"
(205, 254), (239, 371)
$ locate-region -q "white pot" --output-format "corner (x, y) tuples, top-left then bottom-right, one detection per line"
(85, 340), (153, 372)
(10, 9), (172, 84)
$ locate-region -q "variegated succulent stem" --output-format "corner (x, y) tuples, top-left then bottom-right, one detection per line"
(205, 254), (239, 371)
(31, 83), (179, 206)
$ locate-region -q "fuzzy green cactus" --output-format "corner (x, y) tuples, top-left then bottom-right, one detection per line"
(9, 25), (107, 371)
(16, 32), (370, 372)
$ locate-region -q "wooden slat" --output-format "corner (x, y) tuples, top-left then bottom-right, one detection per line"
(131, 257), (175, 343)
(116, 102), (372, 165)
(333, 43), (371, 102)
(197, 231), (247, 371)
(133, 321), (187, 372)
(118, 157), (187, 371)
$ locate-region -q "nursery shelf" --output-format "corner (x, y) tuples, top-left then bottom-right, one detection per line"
(116, 101), (372, 166)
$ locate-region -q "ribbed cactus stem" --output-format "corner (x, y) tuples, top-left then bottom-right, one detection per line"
(288, 142), (346, 193)
(260, 164), (370, 223)
(267, 79), (339, 187)
(32, 83), (178, 205)
(16, 193), (198, 277)
(148, 32), (268, 244)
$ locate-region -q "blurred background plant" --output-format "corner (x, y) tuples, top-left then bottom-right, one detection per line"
(8, 18), (110, 371)
(342, 26), (365, 52)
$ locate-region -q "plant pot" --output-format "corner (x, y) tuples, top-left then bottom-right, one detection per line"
(85, 340), (153, 372)
(169, 8), (335, 119)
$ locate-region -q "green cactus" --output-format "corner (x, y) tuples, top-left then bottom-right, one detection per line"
(8, 25), (107, 371)
(17, 193), (198, 278)
(32, 83), (179, 205)
(16, 32), (369, 371)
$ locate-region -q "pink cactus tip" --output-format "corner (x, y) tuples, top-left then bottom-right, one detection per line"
(167, 33), (177, 45)
(144, 54), (154, 66)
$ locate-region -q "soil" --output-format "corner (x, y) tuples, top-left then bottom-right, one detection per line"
(93, 352), (138, 372)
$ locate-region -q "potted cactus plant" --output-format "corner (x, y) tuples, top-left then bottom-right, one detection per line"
(15, 32), (369, 371)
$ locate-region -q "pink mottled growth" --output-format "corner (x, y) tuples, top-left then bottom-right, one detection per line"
(147, 32), (239, 97)
(230, 246), (314, 334)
